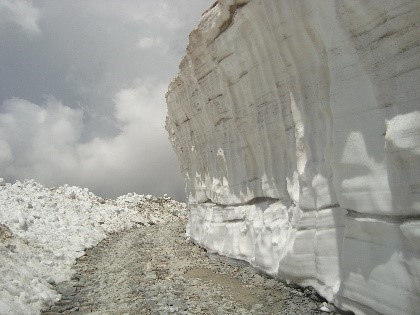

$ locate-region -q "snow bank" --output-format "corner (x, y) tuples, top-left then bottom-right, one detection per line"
(0, 178), (186, 314)
(166, 1), (420, 314)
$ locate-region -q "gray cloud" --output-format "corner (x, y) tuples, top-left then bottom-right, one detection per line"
(0, 0), (213, 200)
(0, 0), (41, 35)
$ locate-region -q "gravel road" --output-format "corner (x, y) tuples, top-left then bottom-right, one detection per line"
(42, 220), (338, 314)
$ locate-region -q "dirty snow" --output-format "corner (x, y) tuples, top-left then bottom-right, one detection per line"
(0, 178), (187, 314)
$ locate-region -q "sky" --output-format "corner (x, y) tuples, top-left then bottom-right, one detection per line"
(0, 0), (214, 200)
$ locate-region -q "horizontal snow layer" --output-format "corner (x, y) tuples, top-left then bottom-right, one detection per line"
(166, 0), (420, 314)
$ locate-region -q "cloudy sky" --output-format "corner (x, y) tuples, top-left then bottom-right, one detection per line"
(0, 0), (213, 200)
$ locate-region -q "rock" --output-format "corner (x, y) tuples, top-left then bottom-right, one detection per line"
(46, 277), (56, 285)
(165, 1), (420, 315)
(320, 302), (331, 313)
(6, 244), (16, 252)
(0, 224), (13, 241)
(144, 272), (157, 281)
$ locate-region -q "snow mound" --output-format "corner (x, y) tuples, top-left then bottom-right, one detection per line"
(0, 178), (187, 314)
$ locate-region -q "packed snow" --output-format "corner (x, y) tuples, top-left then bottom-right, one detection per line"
(166, 1), (420, 314)
(0, 178), (187, 314)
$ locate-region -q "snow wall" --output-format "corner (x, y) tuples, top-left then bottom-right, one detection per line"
(165, 1), (420, 314)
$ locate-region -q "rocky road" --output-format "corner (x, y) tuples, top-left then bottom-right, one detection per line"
(42, 220), (338, 314)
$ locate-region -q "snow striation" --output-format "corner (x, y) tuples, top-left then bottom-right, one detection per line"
(165, 1), (420, 314)
(0, 178), (186, 314)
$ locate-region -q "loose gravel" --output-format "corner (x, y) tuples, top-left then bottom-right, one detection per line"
(42, 220), (338, 315)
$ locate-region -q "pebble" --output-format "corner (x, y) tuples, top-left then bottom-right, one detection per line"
(42, 221), (341, 315)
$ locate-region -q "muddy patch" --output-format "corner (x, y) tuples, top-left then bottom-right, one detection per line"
(185, 267), (282, 309)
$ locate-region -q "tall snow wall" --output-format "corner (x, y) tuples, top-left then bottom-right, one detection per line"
(165, 1), (420, 314)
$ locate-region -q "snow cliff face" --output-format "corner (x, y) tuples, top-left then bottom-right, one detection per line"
(166, 1), (420, 314)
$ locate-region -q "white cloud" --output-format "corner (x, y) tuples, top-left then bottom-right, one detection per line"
(0, 0), (214, 200)
(0, 97), (83, 183)
(0, 82), (184, 199)
(0, 0), (41, 35)
(85, 1), (184, 30)
(77, 81), (174, 192)
(137, 37), (163, 50)
(0, 139), (12, 164)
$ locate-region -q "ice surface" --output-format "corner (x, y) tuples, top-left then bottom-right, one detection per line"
(166, 1), (420, 314)
(0, 178), (186, 314)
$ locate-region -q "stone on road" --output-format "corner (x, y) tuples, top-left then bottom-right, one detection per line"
(43, 221), (335, 314)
